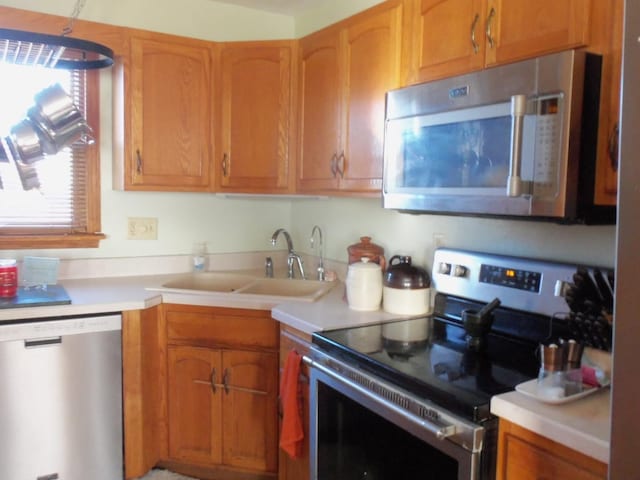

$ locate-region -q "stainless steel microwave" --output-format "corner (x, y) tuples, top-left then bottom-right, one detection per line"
(382, 49), (615, 223)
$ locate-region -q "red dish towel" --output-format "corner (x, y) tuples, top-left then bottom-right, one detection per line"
(279, 349), (304, 458)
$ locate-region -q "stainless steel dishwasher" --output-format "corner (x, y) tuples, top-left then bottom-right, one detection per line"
(0, 313), (123, 480)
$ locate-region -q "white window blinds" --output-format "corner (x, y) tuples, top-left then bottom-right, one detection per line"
(0, 65), (91, 234)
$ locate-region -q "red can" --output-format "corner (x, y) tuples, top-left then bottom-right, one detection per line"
(0, 259), (18, 298)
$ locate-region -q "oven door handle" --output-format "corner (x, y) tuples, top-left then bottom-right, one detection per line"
(303, 356), (457, 441)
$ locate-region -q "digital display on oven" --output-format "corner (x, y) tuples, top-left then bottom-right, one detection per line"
(479, 264), (542, 292)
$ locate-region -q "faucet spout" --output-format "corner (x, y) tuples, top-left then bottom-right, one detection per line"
(310, 225), (325, 281)
(270, 228), (305, 279)
(271, 228), (293, 253)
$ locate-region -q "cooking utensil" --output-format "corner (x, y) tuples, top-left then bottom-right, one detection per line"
(8, 119), (45, 164)
(461, 297), (501, 351)
(593, 268), (614, 313)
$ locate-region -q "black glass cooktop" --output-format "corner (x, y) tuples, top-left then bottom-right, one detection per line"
(312, 316), (540, 423)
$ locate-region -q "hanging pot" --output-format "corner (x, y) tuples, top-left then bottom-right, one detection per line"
(8, 119), (45, 164)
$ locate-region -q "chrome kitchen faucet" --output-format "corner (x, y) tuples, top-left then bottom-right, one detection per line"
(310, 225), (325, 281)
(270, 228), (306, 279)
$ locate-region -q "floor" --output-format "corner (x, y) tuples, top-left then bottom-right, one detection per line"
(138, 468), (199, 480)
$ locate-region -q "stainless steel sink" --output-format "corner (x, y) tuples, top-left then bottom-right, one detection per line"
(151, 271), (335, 302)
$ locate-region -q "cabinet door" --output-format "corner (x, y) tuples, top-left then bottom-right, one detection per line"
(221, 350), (278, 473)
(167, 346), (222, 465)
(591, 0), (622, 205)
(339, 2), (403, 192)
(219, 42), (294, 193)
(128, 37), (213, 191)
(297, 27), (342, 192)
(486, 0), (591, 66)
(409, 0), (486, 83)
(497, 420), (607, 480)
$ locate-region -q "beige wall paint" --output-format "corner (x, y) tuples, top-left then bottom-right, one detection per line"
(0, 1), (617, 269)
(294, 0), (386, 36)
(0, 0), (295, 40)
(290, 199), (616, 273)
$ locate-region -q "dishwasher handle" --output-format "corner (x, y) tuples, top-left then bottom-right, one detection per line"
(24, 337), (62, 348)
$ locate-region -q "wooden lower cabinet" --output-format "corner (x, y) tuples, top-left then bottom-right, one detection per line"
(496, 419), (607, 480)
(278, 325), (312, 480)
(163, 305), (279, 480)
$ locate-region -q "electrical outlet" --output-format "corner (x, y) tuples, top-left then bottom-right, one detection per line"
(128, 217), (158, 240)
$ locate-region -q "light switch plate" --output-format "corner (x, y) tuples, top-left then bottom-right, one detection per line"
(128, 217), (158, 240)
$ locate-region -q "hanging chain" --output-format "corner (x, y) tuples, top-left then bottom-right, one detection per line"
(62, 0), (87, 36)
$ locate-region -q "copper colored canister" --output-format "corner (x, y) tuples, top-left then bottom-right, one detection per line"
(347, 236), (386, 270)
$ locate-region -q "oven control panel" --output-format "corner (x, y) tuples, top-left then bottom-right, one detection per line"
(479, 264), (542, 292)
(431, 248), (583, 316)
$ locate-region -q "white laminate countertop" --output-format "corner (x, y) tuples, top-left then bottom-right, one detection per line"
(491, 387), (611, 464)
(0, 268), (611, 466)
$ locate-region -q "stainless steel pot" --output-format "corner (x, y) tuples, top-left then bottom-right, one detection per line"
(8, 119), (44, 164)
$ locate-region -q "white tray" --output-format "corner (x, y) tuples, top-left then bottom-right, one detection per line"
(515, 379), (608, 405)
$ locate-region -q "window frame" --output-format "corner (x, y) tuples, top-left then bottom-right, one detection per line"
(0, 63), (104, 250)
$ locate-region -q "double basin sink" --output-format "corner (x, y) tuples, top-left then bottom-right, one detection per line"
(150, 271), (335, 303)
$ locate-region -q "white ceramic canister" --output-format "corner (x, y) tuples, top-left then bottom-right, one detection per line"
(345, 258), (383, 311)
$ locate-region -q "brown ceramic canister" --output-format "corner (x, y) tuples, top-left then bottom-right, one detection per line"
(347, 236), (386, 271)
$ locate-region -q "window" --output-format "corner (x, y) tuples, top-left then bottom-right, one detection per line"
(0, 63), (103, 249)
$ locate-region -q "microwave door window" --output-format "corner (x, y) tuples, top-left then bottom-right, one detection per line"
(399, 117), (512, 190)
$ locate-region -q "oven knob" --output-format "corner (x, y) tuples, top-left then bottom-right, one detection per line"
(438, 262), (452, 275)
(453, 265), (468, 277)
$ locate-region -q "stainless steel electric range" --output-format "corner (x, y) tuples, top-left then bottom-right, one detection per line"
(304, 248), (613, 480)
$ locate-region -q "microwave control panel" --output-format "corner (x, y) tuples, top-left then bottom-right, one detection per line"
(532, 94), (563, 197)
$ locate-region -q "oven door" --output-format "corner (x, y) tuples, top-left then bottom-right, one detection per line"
(306, 355), (488, 480)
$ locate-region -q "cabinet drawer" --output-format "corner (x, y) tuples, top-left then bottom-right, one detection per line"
(166, 306), (278, 349)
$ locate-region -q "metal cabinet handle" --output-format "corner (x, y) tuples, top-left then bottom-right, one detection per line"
(223, 368), (230, 394)
(608, 122), (619, 172)
(330, 153), (338, 177)
(210, 367), (217, 394)
(485, 7), (496, 49)
(136, 149), (143, 174)
(470, 13), (480, 54)
(337, 151), (345, 179)
(222, 153), (229, 177)
(507, 94), (529, 197)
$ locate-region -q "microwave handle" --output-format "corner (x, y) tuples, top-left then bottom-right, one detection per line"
(507, 94), (529, 197)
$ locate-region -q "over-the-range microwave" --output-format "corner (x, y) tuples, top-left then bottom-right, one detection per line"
(382, 49), (615, 224)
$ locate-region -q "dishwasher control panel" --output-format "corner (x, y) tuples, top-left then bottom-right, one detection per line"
(0, 314), (121, 342)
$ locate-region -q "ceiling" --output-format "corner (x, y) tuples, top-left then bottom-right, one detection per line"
(210, 0), (322, 15)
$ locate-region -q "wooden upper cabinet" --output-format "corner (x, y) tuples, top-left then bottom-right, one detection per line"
(486, 0), (591, 65)
(217, 41), (295, 193)
(406, 0), (486, 82)
(297, 1), (403, 195)
(297, 27), (343, 192)
(406, 0), (592, 83)
(589, 0), (622, 205)
(114, 34), (214, 191)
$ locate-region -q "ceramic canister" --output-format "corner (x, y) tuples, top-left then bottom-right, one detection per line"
(345, 258), (383, 311)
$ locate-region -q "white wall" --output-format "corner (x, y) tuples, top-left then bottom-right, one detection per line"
(290, 198), (617, 272)
(0, 0), (617, 270)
